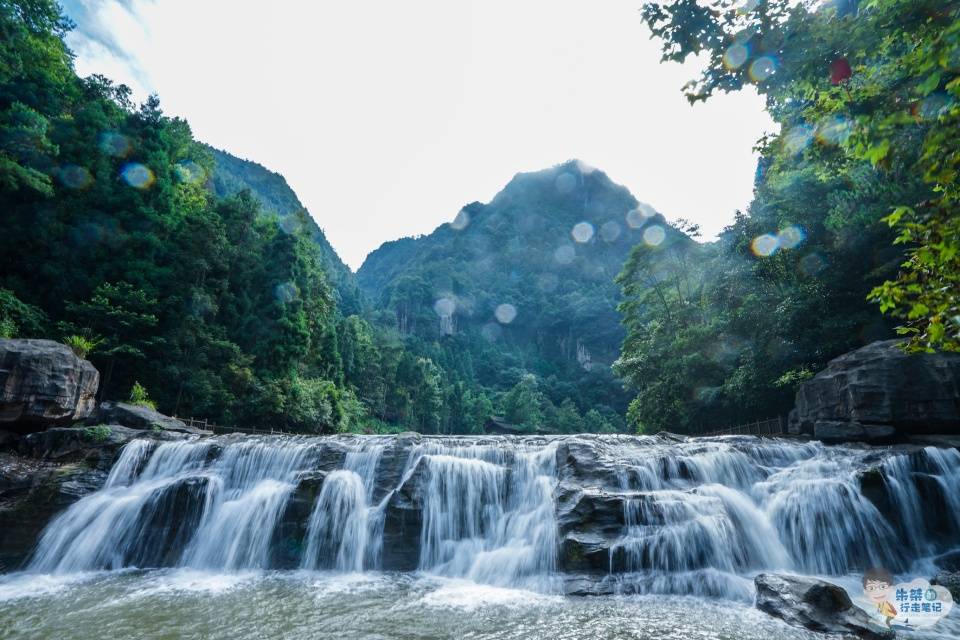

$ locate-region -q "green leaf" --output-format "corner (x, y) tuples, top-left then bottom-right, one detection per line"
(919, 72), (942, 96)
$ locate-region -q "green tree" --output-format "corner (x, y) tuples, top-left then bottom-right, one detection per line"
(640, 0), (959, 351)
(500, 374), (544, 430)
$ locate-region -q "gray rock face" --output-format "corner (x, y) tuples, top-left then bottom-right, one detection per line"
(92, 401), (210, 435)
(0, 339), (99, 429)
(792, 340), (960, 442)
(0, 452), (110, 571)
(19, 425), (142, 460)
(754, 573), (894, 639)
(932, 571), (960, 601)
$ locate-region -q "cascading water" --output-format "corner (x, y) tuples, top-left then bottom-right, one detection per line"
(411, 441), (559, 590)
(18, 433), (960, 604)
(300, 444), (385, 571)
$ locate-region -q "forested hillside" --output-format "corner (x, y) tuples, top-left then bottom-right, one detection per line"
(206, 146), (363, 315)
(358, 162), (689, 433)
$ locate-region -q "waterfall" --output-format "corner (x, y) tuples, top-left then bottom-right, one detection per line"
(180, 440), (313, 570)
(300, 443), (385, 571)
(20, 434), (960, 601)
(410, 441), (558, 590)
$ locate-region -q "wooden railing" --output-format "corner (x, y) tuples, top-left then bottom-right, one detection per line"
(694, 416), (786, 438)
(173, 417), (291, 436)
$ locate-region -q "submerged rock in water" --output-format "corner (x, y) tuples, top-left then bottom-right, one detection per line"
(754, 573), (893, 639)
(0, 339), (99, 430)
(791, 339), (960, 442)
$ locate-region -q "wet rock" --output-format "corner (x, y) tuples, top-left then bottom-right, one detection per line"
(932, 570), (960, 601)
(555, 483), (629, 573)
(273, 471), (328, 568)
(555, 483), (625, 536)
(562, 574), (616, 596)
(378, 453), (427, 571)
(381, 490), (422, 570)
(554, 439), (620, 488)
(127, 476), (211, 568)
(0, 339), (99, 429)
(754, 573), (894, 639)
(856, 467), (893, 527)
(0, 430), (20, 450)
(934, 550), (960, 572)
(91, 401), (210, 435)
(793, 340), (960, 442)
(905, 434), (960, 449)
(0, 452), (108, 571)
(559, 532), (614, 573)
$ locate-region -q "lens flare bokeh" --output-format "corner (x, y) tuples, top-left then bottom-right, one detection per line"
(816, 115), (853, 145)
(434, 297), (456, 317)
(626, 204), (655, 229)
(175, 160), (206, 184)
(450, 209), (470, 230)
(274, 282), (299, 303)
(777, 225), (805, 249)
(121, 163), (155, 189)
(751, 234), (779, 257)
(58, 165), (93, 189)
(494, 303), (517, 324)
(554, 244), (576, 264)
(642, 225), (665, 247)
(600, 221), (621, 242)
(784, 125), (814, 154)
(749, 56), (777, 82)
(555, 172), (577, 194)
(723, 43), (749, 70)
(571, 222), (594, 243)
(98, 131), (132, 158)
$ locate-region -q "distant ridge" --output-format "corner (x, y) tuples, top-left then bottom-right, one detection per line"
(205, 145), (363, 315)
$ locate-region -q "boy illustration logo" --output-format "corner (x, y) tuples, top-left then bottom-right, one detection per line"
(863, 567), (897, 627)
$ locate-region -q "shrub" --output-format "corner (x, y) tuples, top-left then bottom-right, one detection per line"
(129, 381), (157, 410)
(63, 334), (101, 359)
(0, 289), (46, 338)
(83, 425), (112, 443)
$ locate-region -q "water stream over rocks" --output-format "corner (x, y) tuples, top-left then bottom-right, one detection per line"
(3, 433), (959, 638)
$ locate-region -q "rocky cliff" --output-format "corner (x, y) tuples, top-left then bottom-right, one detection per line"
(790, 340), (960, 442)
(0, 339), (99, 429)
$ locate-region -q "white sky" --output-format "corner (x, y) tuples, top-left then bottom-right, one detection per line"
(61, 0), (775, 270)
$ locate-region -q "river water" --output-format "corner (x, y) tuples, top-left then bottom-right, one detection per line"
(0, 569), (832, 640)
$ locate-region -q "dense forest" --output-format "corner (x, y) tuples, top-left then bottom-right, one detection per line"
(1, 0), (956, 436)
(615, 0), (959, 432)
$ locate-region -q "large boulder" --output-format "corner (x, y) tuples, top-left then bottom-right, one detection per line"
(791, 340), (960, 442)
(754, 573), (894, 639)
(91, 401), (210, 435)
(0, 339), (99, 430)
